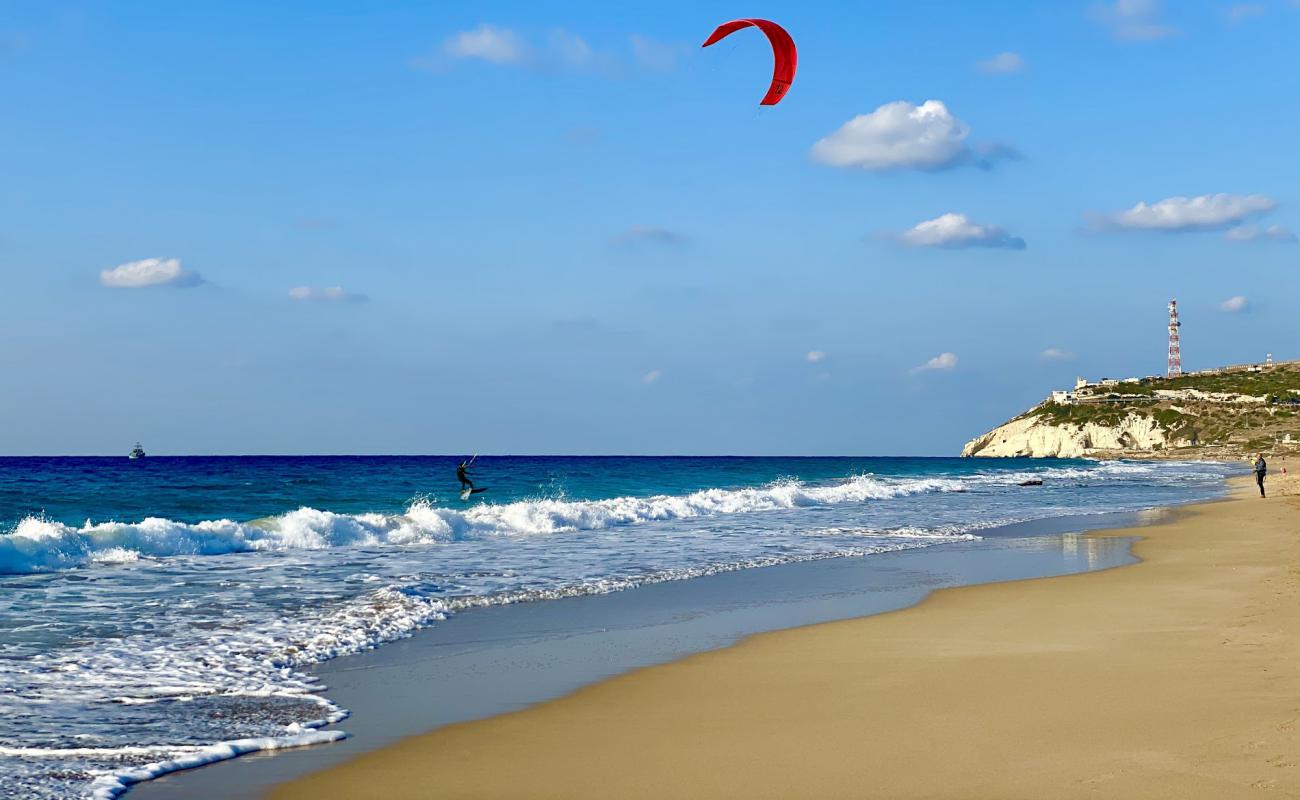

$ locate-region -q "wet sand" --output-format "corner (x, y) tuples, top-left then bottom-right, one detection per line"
(134, 514), (1144, 799)
(273, 465), (1299, 799)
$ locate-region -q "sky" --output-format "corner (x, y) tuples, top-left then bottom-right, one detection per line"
(1, 0), (1298, 456)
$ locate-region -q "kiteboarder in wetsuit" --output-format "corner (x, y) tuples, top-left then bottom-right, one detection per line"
(457, 458), (475, 493)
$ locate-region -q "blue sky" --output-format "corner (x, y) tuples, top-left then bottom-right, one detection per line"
(1, 0), (1298, 455)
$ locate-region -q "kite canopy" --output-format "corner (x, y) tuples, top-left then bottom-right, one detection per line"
(701, 18), (797, 106)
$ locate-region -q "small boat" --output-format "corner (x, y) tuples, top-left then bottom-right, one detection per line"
(129, 443), (146, 460)
(1018, 478), (1043, 487)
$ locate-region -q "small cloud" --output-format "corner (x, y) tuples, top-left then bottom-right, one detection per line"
(897, 212), (1026, 250)
(288, 286), (368, 303)
(548, 28), (594, 67)
(1095, 193), (1276, 232)
(563, 126), (601, 146)
(976, 52), (1025, 75)
(1228, 3), (1267, 22)
(439, 24), (527, 65)
(1091, 0), (1179, 41)
(1225, 223), (1296, 243)
(1040, 347), (1075, 361)
(811, 100), (1013, 172)
(641, 369), (663, 384)
(911, 352), (958, 373)
(629, 34), (686, 71)
(100, 257), (203, 289)
(1219, 295), (1249, 313)
(806, 350), (826, 363)
(613, 225), (687, 247)
(417, 26), (678, 76)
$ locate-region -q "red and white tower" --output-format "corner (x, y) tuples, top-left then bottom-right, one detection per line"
(1167, 299), (1183, 377)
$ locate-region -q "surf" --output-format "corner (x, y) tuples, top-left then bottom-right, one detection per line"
(0, 474), (969, 574)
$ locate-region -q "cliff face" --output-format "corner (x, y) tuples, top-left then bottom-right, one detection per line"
(961, 411), (1171, 458)
(962, 363), (1300, 459)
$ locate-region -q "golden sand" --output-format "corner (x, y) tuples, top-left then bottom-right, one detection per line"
(274, 464), (1299, 799)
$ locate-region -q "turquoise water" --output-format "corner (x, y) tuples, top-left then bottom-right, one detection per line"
(0, 456), (1233, 798)
(1, 454), (1151, 529)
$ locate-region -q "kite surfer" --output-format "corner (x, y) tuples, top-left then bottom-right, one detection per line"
(457, 456), (476, 494)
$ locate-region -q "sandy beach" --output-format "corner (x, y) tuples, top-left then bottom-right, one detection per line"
(272, 464), (1299, 800)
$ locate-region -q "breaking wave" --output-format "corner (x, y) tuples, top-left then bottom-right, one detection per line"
(0, 475), (968, 574)
(5, 535), (973, 799)
(0, 457), (1235, 798)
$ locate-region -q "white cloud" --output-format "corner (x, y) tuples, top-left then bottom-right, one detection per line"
(641, 369), (663, 384)
(1098, 194), (1276, 232)
(911, 352), (958, 373)
(614, 225), (687, 246)
(1228, 3), (1266, 22)
(1041, 347), (1075, 361)
(811, 100), (1013, 172)
(288, 286), (368, 303)
(898, 212), (1026, 250)
(1225, 223), (1296, 243)
(1219, 295), (1249, 312)
(629, 35), (685, 71)
(976, 52), (1025, 75)
(1092, 0), (1179, 41)
(806, 350), (826, 363)
(100, 257), (202, 288)
(420, 26), (681, 75)
(548, 29), (594, 67)
(441, 24), (526, 64)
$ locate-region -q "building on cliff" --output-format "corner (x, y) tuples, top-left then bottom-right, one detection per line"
(964, 359), (1300, 459)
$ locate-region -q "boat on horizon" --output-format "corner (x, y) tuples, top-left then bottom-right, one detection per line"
(129, 442), (146, 460)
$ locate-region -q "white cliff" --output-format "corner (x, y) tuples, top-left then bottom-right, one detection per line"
(961, 409), (1171, 458)
(965, 363), (1300, 459)
(1152, 388), (1267, 404)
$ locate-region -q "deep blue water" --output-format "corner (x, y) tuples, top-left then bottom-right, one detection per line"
(0, 454), (1232, 529)
(0, 455), (1234, 799)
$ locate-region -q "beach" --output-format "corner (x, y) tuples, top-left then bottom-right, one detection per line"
(272, 465), (1298, 799)
(10, 5), (1298, 798)
(9, 456), (1231, 798)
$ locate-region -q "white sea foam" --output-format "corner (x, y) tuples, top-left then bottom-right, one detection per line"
(0, 475), (968, 575)
(0, 459), (1233, 799)
(83, 729), (346, 800)
(3, 536), (964, 799)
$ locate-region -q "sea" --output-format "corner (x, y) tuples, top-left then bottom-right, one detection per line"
(0, 455), (1236, 799)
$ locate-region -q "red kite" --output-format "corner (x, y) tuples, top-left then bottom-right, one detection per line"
(701, 19), (797, 106)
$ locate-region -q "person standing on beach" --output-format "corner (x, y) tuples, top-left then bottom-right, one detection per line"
(1254, 453), (1267, 498)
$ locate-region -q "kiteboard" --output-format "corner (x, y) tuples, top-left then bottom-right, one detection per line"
(460, 487), (489, 500)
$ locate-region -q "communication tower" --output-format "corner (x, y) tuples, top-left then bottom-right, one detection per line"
(1167, 299), (1182, 377)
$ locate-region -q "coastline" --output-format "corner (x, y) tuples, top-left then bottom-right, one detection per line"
(129, 510), (1160, 800)
(271, 467), (1297, 799)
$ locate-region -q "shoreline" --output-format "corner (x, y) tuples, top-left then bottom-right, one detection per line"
(271, 467), (1297, 799)
(128, 508), (1171, 799)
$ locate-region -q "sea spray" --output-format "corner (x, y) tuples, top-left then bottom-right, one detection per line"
(0, 456), (1235, 798)
(1, 474), (970, 575)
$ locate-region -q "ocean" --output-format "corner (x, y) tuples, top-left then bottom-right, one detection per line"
(0, 455), (1235, 799)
